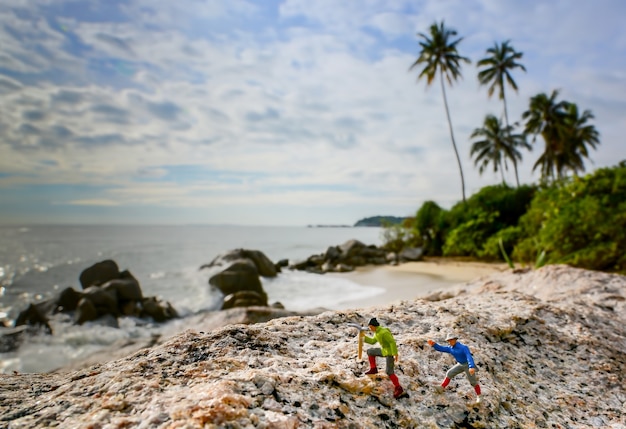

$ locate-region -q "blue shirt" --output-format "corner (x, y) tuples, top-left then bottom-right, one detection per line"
(433, 342), (475, 368)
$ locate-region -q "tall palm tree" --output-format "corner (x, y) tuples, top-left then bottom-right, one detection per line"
(410, 21), (471, 202)
(522, 90), (599, 181)
(477, 40), (526, 186)
(470, 114), (530, 184)
(557, 103), (600, 177)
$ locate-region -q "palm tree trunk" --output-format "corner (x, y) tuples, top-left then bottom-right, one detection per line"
(440, 73), (466, 202)
(502, 89), (521, 187)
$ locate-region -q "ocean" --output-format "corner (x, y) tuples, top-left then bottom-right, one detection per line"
(1, 224), (393, 373)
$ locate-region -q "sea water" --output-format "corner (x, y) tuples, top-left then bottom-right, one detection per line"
(0, 224), (387, 373)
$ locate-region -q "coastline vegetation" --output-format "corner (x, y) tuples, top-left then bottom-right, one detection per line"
(379, 20), (624, 274)
(381, 161), (626, 274)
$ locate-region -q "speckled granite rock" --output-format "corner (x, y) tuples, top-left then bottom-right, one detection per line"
(1, 265), (624, 428)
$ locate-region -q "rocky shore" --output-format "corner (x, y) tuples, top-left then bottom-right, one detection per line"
(1, 265), (625, 428)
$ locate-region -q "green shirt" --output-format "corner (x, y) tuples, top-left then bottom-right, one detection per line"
(363, 326), (398, 356)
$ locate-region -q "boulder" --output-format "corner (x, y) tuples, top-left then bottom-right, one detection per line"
(75, 298), (98, 325)
(55, 287), (82, 313)
(0, 326), (28, 353)
(140, 297), (178, 323)
(398, 247), (424, 262)
(222, 290), (269, 310)
(79, 260), (120, 289)
(102, 277), (143, 302)
(208, 260), (264, 296)
(202, 249), (278, 278)
(14, 303), (53, 335)
(82, 286), (118, 316)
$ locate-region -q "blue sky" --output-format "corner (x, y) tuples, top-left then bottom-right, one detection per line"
(1, 0), (625, 226)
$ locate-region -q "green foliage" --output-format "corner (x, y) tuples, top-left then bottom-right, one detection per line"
(513, 162), (626, 272)
(414, 201), (446, 256)
(443, 210), (497, 257)
(381, 223), (423, 253)
(442, 184), (535, 258)
(355, 216), (408, 227)
(480, 226), (522, 262)
(498, 238), (515, 269)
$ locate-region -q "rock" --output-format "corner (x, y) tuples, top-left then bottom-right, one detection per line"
(2, 266), (624, 428)
(140, 297), (178, 323)
(208, 260), (265, 296)
(75, 298), (98, 325)
(222, 291), (269, 310)
(0, 326), (27, 353)
(79, 259), (120, 289)
(82, 285), (119, 316)
(14, 303), (53, 334)
(55, 287), (82, 312)
(202, 249), (278, 278)
(398, 247), (423, 262)
(290, 240), (407, 273)
(101, 277), (143, 302)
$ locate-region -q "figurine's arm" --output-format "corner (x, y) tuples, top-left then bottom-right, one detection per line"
(363, 334), (377, 345)
(427, 339), (450, 354)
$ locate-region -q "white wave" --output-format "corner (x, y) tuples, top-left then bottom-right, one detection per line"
(261, 270), (384, 311)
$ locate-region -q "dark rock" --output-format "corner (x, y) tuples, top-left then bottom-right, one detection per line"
(83, 286), (118, 316)
(79, 260), (120, 289)
(208, 260), (264, 296)
(222, 290), (269, 310)
(140, 297), (178, 323)
(0, 326), (27, 352)
(14, 303), (53, 334)
(102, 277), (143, 302)
(75, 298), (98, 325)
(56, 287), (82, 313)
(202, 249), (278, 278)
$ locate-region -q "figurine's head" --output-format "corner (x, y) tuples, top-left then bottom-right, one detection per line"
(368, 318), (379, 331)
(445, 332), (458, 345)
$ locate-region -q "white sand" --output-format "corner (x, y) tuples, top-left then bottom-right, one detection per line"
(328, 258), (509, 309)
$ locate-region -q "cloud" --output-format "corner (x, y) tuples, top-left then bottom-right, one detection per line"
(0, 0), (625, 225)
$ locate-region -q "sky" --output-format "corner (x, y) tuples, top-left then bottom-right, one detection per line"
(0, 0), (625, 226)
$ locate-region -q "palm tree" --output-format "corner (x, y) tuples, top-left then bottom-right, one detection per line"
(557, 103), (600, 177)
(477, 40), (526, 186)
(522, 90), (567, 181)
(522, 90), (600, 180)
(470, 114), (530, 184)
(410, 21), (471, 202)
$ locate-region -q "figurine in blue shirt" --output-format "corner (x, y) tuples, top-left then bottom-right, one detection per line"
(428, 332), (482, 403)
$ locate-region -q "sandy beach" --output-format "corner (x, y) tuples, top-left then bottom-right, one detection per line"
(329, 257), (509, 309)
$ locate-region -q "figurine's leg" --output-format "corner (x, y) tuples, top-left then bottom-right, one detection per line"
(365, 348), (381, 375)
(465, 367), (482, 402)
(385, 356), (404, 398)
(442, 363), (466, 388)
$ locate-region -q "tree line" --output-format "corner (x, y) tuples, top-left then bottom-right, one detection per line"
(410, 21), (600, 202)
(381, 161), (626, 274)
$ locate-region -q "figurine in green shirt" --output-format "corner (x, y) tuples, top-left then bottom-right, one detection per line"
(362, 317), (404, 398)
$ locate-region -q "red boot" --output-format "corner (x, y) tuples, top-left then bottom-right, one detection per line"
(393, 386), (404, 398)
(364, 355), (378, 375)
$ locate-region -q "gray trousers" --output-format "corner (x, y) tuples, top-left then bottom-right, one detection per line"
(446, 362), (478, 386)
(367, 348), (395, 375)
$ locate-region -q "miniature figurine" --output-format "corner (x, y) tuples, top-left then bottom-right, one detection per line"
(362, 317), (404, 399)
(427, 332), (482, 403)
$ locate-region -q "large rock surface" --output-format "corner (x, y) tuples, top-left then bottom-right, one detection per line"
(1, 265), (625, 428)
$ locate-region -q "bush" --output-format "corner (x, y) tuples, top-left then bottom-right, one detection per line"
(479, 225), (522, 261)
(442, 184), (536, 258)
(414, 201), (446, 256)
(513, 161), (626, 272)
